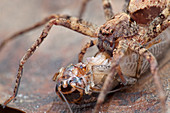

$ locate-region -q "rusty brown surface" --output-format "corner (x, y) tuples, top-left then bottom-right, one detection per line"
(0, 0), (169, 113)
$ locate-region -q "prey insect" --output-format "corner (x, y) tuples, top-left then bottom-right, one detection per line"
(1, 0), (169, 113)
(52, 52), (122, 112)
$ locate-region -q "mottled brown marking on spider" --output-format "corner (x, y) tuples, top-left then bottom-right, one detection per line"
(128, 0), (168, 25)
(1, 0), (169, 113)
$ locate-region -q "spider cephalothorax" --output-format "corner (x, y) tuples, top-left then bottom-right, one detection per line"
(97, 13), (138, 55)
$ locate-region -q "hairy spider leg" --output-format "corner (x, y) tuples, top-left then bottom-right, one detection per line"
(3, 14), (98, 107)
(0, 1), (97, 52)
(94, 37), (167, 112)
(94, 6), (169, 113)
(78, 0), (115, 62)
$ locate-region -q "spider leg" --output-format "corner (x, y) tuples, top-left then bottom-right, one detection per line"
(79, 0), (115, 20)
(79, 0), (91, 18)
(94, 38), (167, 112)
(94, 40), (127, 113)
(120, 39), (167, 112)
(3, 14), (98, 106)
(0, 14), (57, 52)
(126, 39), (167, 112)
(134, 44), (167, 112)
(78, 39), (97, 62)
(0, 14), (99, 52)
(102, 0), (114, 21)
